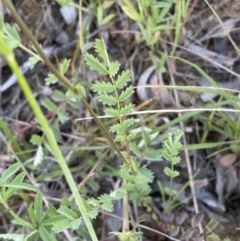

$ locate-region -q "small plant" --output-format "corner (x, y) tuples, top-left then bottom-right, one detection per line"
(84, 38), (155, 240)
(121, 0), (174, 46)
(84, 39), (196, 240)
(162, 130), (183, 212)
(96, 0), (115, 26)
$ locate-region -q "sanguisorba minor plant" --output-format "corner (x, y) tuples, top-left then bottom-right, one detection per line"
(0, 5), (186, 239)
(84, 38), (155, 240)
(84, 39), (187, 240)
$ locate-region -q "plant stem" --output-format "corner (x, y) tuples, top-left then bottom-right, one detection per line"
(122, 181), (129, 232)
(3, 51), (98, 241)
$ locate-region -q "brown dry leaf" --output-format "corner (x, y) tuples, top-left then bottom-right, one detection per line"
(219, 153), (237, 167)
(193, 178), (208, 190)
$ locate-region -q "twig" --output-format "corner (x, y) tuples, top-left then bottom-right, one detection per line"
(75, 107), (240, 121)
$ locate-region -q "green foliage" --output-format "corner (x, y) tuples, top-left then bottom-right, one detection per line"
(45, 73), (58, 85)
(0, 162), (21, 185)
(3, 23), (21, 49)
(28, 45), (44, 69)
(28, 55), (41, 69)
(45, 58), (71, 84)
(85, 38), (158, 238)
(163, 130), (183, 165)
(66, 83), (86, 101)
(0, 234), (25, 241)
(59, 59), (70, 74)
(41, 98), (58, 112)
(121, 0), (174, 46)
(160, 130), (183, 211)
(87, 189), (125, 219)
(110, 230), (143, 241)
(0, 182), (86, 240)
(4, 173), (26, 201)
(30, 134), (43, 145)
(120, 163), (153, 201)
(96, 1), (115, 26)
(85, 38), (135, 142)
(0, 13), (3, 31)
(55, 0), (73, 6)
(85, 52), (108, 74)
(0, 12), (98, 240)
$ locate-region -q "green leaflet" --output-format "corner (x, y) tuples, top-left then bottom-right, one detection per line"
(105, 108), (119, 117)
(108, 61), (120, 77)
(94, 38), (110, 65)
(99, 94), (117, 105)
(119, 86), (134, 102)
(120, 103), (134, 115)
(115, 70), (132, 89)
(0, 162), (21, 185)
(92, 82), (114, 93)
(84, 53), (108, 75)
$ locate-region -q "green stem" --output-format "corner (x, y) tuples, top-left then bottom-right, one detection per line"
(0, 194), (34, 230)
(167, 161), (174, 212)
(4, 52), (98, 240)
(109, 73), (131, 232)
(122, 181), (129, 232)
